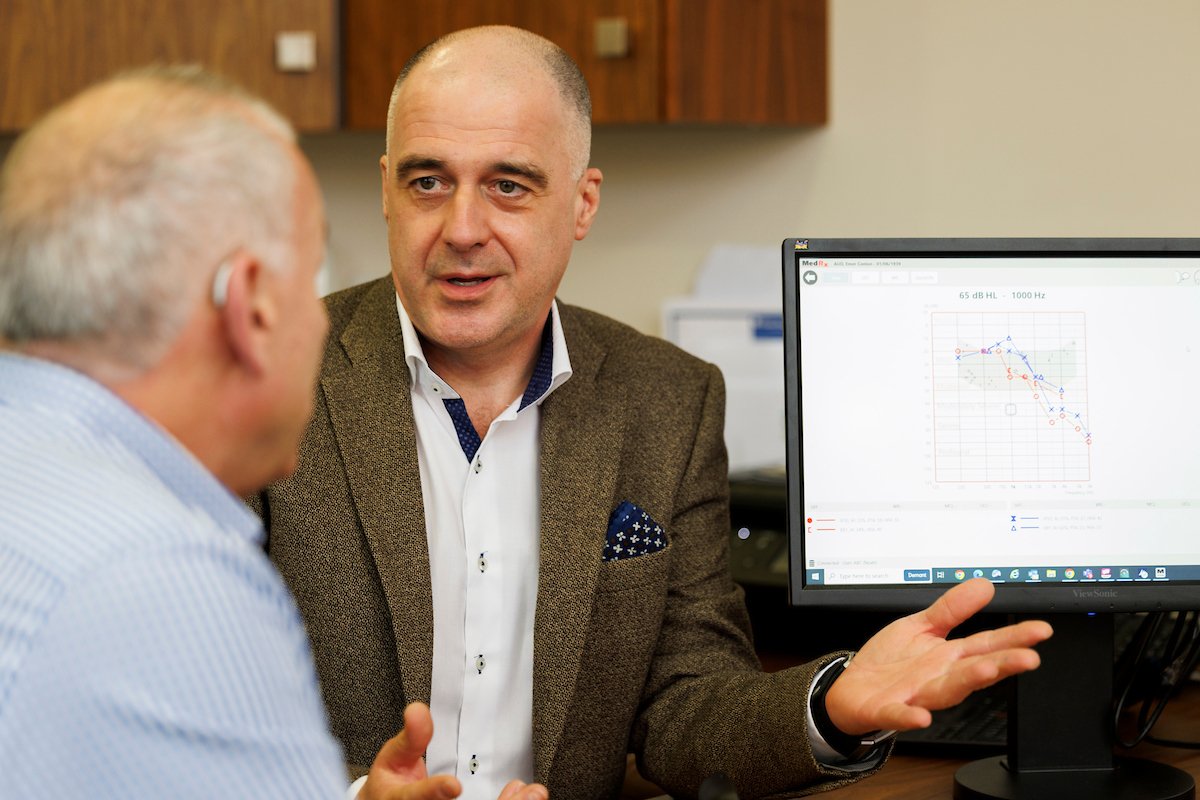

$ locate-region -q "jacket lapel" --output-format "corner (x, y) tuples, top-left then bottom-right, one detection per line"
(322, 279), (435, 706)
(532, 307), (625, 782)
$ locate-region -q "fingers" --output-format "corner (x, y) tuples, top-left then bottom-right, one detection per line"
(362, 758), (461, 800)
(831, 583), (1055, 734)
(372, 703), (435, 773)
(390, 775), (462, 800)
(917, 577), (996, 635)
(498, 780), (524, 800)
(497, 780), (549, 800)
(957, 619), (1054, 658)
(402, 702), (435, 755)
(968, 642), (1044, 684)
(365, 707), (544, 800)
(912, 644), (1044, 712)
(873, 701), (933, 732)
(872, 645), (1043, 729)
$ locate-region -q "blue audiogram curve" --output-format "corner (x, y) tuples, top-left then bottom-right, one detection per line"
(953, 335), (1092, 443)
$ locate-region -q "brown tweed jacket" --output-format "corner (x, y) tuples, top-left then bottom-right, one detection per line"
(259, 277), (876, 799)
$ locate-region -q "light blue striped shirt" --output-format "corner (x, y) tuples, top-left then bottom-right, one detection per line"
(0, 353), (346, 798)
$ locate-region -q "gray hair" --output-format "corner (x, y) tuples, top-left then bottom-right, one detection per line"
(385, 26), (592, 178)
(0, 65), (298, 374)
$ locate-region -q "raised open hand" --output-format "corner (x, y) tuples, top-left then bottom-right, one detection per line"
(824, 578), (1053, 735)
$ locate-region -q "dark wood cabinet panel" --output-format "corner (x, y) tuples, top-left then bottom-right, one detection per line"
(342, 0), (662, 128)
(0, 0), (825, 132)
(0, 0), (337, 132)
(342, 0), (826, 128)
(664, 0), (827, 125)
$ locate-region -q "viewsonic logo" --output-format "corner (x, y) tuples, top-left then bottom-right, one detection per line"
(1072, 589), (1118, 598)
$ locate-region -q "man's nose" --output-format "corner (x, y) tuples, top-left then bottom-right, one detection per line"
(442, 187), (490, 252)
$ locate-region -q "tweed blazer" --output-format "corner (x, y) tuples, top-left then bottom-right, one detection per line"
(259, 277), (876, 799)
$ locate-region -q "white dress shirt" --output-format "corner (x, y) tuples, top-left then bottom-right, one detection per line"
(397, 296), (572, 800)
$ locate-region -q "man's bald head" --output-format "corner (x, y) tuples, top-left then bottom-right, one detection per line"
(385, 26), (592, 179)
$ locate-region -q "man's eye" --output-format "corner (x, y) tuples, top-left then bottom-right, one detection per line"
(415, 176), (439, 191)
(496, 180), (522, 195)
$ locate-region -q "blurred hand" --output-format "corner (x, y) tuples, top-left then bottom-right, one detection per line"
(360, 702), (549, 800)
(360, 703), (460, 800)
(823, 577), (1053, 735)
(498, 779), (550, 800)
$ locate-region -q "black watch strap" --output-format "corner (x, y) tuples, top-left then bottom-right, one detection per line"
(810, 653), (898, 761)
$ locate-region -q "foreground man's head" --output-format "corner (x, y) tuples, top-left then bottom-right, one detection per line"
(0, 66), (329, 493)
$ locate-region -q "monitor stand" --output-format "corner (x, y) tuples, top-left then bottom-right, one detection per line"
(954, 612), (1195, 800)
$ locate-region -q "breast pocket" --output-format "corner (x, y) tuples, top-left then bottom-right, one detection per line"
(594, 543), (672, 593)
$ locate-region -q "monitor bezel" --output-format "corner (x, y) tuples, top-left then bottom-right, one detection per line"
(783, 237), (1200, 613)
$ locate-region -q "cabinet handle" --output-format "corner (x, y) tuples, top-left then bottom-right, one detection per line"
(594, 18), (630, 59)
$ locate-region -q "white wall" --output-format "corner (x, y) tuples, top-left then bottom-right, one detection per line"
(302, 1), (1200, 335)
(5, 2), (1196, 337)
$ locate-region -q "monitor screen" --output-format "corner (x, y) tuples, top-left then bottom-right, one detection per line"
(784, 238), (1200, 614)
(782, 238), (1200, 799)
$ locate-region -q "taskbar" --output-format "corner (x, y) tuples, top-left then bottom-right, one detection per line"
(805, 564), (1200, 586)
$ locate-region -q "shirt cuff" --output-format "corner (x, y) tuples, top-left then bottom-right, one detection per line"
(806, 657), (888, 773)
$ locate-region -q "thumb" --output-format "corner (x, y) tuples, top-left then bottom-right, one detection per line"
(362, 703), (467, 800)
(376, 702), (435, 771)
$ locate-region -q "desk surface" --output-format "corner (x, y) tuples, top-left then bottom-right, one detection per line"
(820, 681), (1200, 800)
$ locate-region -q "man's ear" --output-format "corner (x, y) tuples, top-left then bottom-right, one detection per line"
(574, 167), (603, 241)
(217, 252), (274, 377)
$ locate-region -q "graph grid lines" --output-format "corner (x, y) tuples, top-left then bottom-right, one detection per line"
(931, 311), (1092, 483)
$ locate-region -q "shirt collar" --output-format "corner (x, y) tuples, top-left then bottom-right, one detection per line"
(395, 295), (573, 409)
(0, 352), (263, 544)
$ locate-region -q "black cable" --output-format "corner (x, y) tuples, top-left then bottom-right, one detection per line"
(1113, 611), (1163, 748)
(1113, 610), (1200, 750)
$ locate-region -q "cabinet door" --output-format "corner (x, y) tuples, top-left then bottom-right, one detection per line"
(0, 0), (337, 132)
(664, 0), (826, 124)
(342, 0), (661, 129)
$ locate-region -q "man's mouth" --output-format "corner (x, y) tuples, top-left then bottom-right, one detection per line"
(448, 277), (488, 286)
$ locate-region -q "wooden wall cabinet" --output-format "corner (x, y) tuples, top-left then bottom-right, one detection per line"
(343, 0), (827, 129)
(0, 0), (825, 133)
(0, 0), (337, 132)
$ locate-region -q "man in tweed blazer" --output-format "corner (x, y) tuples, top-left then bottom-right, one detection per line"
(258, 26), (1051, 800)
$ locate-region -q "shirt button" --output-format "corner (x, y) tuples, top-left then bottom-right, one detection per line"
(469, 755), (479, 774)
(431, 385), (441, 394)
(475, 654), (486, 674)
(473, 457), (482, 474)
(478, 553), (488, 572)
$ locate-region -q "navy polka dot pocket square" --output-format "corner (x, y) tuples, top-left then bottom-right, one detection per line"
(603, 500), (667, 562)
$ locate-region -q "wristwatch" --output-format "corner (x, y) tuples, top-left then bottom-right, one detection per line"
(810, 653), (899, 761)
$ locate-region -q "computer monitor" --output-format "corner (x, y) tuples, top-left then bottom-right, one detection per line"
(783, 238), (1200, 800)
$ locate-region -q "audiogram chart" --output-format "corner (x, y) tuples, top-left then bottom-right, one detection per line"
(931, 311), (1092, 483)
